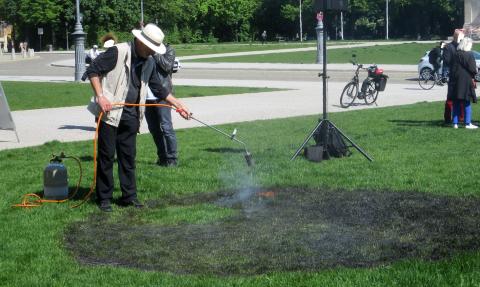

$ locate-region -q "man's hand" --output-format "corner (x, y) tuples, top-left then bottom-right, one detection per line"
(97, 96), (112, 113)
(166, 94), (191, 120)
(176, 106), (191, 120)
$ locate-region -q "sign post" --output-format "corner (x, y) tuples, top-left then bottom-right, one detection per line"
(37, 27), (44, 51)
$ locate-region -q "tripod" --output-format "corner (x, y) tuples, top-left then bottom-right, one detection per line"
(291, 11), (373, 162)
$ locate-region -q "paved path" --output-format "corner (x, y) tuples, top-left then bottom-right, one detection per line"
(0, 79), (446, 150)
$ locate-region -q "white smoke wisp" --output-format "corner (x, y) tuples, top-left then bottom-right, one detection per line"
(215, 154), (262, 217)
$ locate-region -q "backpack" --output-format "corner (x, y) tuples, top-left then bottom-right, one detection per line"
(326, 127), (350, 158)
(428, 48), (439, 65)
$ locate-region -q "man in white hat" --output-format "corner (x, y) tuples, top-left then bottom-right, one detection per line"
(85, 23), (191, 212)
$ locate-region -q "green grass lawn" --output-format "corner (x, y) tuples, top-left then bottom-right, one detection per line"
(2, 101), (480, 286)
(186, 42), (480, 65)
(173, 41), (362, 57)
(1, 81), (280, 111)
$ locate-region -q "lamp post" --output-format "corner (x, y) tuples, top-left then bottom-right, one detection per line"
(299, 0), (303, 42)
(65, 22), (69, 51)
(71, 0), (85, 82)
(340, 11), (344, 40)
(141, 0), (144, 26)
(386, 0), (389, 40)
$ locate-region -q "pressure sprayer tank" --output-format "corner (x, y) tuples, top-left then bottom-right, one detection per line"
(43, 157), (68, 200)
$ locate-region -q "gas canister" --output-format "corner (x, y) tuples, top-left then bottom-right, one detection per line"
(43, 155), (68, 200)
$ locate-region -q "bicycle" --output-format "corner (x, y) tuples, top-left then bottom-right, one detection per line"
(340, 57), (389, 108)
(418, 68), (447, 90)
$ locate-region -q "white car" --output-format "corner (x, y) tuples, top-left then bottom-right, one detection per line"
(418, 50), (480, 81)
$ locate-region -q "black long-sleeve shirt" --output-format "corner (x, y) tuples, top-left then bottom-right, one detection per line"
(86, 40), (169, 119)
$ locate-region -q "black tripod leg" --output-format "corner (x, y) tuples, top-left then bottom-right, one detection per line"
(291, 120), (324, 160)
(327, 120), (374, 162)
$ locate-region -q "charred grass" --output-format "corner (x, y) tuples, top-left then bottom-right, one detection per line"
(65, 187), (480, 276)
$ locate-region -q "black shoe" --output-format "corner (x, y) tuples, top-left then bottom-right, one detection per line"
(166, 159), (178, 167)
(119, 198), (144, 208)
(98, 200), (113, 212)
(157, 158), (178, 167)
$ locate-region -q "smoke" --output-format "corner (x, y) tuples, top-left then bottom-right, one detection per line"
(215, 151), (261, 217)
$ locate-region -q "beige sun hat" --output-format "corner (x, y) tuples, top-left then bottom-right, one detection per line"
(131, 23), (167, 54)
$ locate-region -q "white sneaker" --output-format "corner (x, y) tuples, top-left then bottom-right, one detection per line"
(453, 124), (458, 129)
(465, 123), (478, 129)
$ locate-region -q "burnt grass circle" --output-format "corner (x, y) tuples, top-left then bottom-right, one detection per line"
(65, 188), (480, 275)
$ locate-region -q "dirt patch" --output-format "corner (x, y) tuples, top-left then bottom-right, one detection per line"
(65, 188), (480, 275)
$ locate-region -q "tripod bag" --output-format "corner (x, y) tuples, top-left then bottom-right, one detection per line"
(324, 127), (350, 158)
(305, 126), (350, 162)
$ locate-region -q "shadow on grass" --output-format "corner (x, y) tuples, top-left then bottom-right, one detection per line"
(65, 187), (480, 276)
(58, 125), (96, 131)
(79, 155), (94, 162)
(204, 147), (244, 154)
(29, 186), (94, 203)
(389, 119), (446, 127)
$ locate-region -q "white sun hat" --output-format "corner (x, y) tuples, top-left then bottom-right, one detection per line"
(131, 23), (167, 54)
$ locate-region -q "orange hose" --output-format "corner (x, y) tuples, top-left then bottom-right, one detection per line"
(14, 103), (175, 209)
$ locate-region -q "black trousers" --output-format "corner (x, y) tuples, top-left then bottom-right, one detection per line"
(145, 100), (178, 162)
(96, 118), (139, 202)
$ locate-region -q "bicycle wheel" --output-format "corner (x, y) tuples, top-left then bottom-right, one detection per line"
(418, 68), (436, 90)
(340, 82), (358, 108)
(364, 80), (379, 105)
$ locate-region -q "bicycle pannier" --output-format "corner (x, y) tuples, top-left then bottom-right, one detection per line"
(375, 76), (388, 92)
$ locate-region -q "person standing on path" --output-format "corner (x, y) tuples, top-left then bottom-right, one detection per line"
(145, 44), (179, 167)
(85, 23), (191, 212)
(451, 37), (478, 129)
(443, 29), (465, 124)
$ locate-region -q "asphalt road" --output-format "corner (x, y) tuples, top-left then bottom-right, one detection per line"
(0, 53), (418, 84)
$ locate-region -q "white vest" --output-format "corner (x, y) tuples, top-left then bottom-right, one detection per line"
(87, 42), (155, 127)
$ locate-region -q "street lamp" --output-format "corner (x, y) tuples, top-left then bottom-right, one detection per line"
(386, 0), (389, 40)
(299, 0), (303, 42)
(141, 0), (144, 26)
(65, 22), (69, 51)
(71, 0), (86, 82)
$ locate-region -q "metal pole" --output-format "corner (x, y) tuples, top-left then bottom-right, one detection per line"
(65, 22), (69, 51)
(72, 0), (86, 82)
(341, 12), (344, 40)
(322, 12), (327, 120)
(386, 0), (389, 40)
(315, 13), (323, 64)
(141, 0), (144, 25)
(299, 0), (303, 42)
